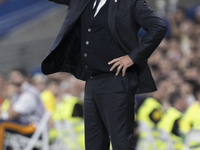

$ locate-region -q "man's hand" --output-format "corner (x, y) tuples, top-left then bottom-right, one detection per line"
(108, 55), (134, 77)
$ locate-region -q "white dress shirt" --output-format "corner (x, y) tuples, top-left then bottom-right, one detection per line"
(93, 0), (107, 17)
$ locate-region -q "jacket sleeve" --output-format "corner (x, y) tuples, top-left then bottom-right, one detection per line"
(49, 0), (71, 5)
(129, 0), (167, 68)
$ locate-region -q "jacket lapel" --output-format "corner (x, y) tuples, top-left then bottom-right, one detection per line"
(74, 0), (91, 17)
(108, 0), (118, 45)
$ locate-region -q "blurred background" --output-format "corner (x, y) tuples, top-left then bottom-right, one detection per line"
(1, 0), (200, 150)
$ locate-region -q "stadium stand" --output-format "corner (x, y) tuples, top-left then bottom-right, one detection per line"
(0, 0), (56, 37)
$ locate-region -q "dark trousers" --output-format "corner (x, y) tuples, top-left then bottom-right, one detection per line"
(84, 72), (138, 150)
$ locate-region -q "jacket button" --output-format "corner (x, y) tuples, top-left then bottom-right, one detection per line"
(85, 66), (88, 69)
(88, 28), (91, 32)
(86, 41), (89, 45)
(84, 53), (87, 57)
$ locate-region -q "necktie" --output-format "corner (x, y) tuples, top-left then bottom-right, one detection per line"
(93, 0), (101, 16)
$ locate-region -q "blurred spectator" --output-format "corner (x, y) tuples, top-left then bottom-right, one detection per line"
(180, 82), (196, 106)
(0, 67), (45, 150)
(0, 83), (17, 117)
(49, 93), (85, 149)
(48, 76), (85, 149)
(159, 92), (188, 132)
(158, 92), (188, 150)
(137, 79), (170, 128)
(41, 78), (61, 111)
(32, 73), (47, 93)
(180, 86), (200, 134)
(65, 76), (85, 99)
(136, 79), (173, 149)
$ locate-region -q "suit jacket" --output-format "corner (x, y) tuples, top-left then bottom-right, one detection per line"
(41, 0), (167, 94)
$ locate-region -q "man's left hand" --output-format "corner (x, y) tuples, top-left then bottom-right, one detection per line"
(108, 55), (134, 77)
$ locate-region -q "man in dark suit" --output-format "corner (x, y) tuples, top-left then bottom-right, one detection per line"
(42, 0), (167, 149)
